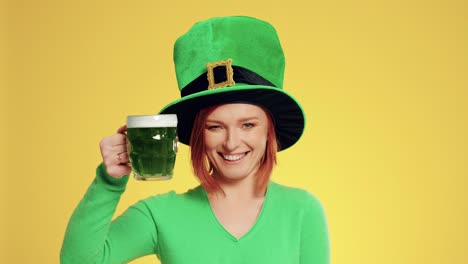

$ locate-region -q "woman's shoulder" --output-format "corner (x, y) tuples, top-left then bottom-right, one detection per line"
(121, 186), (206, 226)
(135, 185), (205, 210)
(268, 181), (325, 211)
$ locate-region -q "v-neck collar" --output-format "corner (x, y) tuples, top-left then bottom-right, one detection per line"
(200, 181), (273, 242)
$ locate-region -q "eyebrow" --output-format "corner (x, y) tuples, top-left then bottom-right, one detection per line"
(206, 117), (260, 124)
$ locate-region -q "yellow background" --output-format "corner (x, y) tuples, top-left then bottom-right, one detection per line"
(3, 0), (467, 263)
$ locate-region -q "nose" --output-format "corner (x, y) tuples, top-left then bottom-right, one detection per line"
(224, 128), (241, 151)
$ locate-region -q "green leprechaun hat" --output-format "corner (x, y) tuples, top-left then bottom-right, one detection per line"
(159, 16), (305, 151)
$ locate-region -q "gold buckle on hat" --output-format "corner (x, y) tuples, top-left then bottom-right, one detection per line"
(206, 58), (235, 90)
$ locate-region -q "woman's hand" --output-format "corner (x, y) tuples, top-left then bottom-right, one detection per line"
(99, 125), (132, 178)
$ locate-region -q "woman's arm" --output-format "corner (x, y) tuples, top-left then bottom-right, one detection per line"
(300, 194), (330, 264)
(60, 164), (158, 264)
(61, 126), (158, 263)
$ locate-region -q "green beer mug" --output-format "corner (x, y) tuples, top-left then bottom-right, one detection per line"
(126, 114), (178, 180)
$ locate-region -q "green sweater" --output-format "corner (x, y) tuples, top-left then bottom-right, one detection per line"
(61, 164), (329, 264)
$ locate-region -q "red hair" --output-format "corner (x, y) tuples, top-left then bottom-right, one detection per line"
(189, 104), (278, 195)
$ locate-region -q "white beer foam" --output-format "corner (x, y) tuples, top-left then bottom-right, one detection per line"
(127, 114), (178, 128)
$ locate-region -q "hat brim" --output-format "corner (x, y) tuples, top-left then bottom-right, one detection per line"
(159, 84), (305, 151)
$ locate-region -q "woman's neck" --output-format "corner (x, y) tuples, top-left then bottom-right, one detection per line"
(210, 173), (267, 201)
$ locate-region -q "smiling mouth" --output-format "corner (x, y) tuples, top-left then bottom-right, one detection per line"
(220, 152), (249, 161)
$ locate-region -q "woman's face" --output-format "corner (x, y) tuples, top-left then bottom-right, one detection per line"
(204, 103), (269, 183)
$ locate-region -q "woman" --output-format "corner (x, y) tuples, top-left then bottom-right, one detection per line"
(61, 16), (329, 264)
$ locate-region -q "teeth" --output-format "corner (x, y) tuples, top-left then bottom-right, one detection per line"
(223, 153), (246, 161)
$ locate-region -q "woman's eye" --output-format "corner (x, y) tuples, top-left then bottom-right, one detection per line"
(207, 125), (221, 130)
(243, 123), (254, 128)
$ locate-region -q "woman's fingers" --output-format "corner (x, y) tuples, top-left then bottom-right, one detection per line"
(115, 151), (129, 164)
(106, 163), (132, 179)
(117, 124), (127, 134)
(100, 125), (131, 178)
(101, 132), (126, 148)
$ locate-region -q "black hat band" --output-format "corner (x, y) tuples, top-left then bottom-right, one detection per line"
(181, 65), (276, 97)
